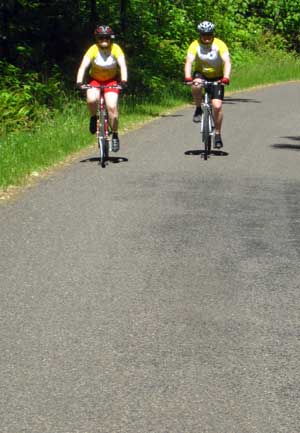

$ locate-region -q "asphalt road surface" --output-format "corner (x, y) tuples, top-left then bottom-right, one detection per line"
(1, 83), (300, 433)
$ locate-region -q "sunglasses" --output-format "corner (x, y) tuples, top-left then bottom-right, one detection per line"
(96, 36), (111, 40)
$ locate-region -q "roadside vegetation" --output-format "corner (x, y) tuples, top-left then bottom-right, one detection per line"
(1, 0), (300, 189)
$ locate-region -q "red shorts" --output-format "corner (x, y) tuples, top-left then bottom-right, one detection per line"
(88, 78), (119, 94)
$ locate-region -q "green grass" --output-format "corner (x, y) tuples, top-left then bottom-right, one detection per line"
(1, 55), (300, 189)
(230, 55), (300, 91)
(0, 103), (91, 188)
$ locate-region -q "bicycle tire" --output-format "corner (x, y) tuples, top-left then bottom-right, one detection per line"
(206, 135), (212, 159)
(202, 108), (211, 160)
(105, 137), (109, 164)
(98, 136), (106, 167)
(98, 110), (108, 168)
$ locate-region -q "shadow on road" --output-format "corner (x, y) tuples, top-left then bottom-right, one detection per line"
(282, 136), (300, 141)
(161, 114), (184, 118)
(271, 136), (300, 151)
(185, 149), (229, 157)
(224, 97), (261, 104)
(80, 156), (129, 164)
(272, 144), (300, 151)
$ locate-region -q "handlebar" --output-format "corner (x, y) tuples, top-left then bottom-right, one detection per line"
(78, 84), (122, 90)
(185, 80), (223, 87)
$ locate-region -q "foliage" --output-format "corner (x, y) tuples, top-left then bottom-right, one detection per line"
(0, 61), (67, 135)
(1, 0), (300, 135)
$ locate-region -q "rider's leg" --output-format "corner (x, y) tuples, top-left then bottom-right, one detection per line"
(105, 91), (120, 151)
(192, 80), (203, 107)
(212, 99), (224, 148)
(87, 88), (100, 134)
(212, 99), (223, 135)
(192, 79), (203, 122)
(105, 91), (119, 132)
(192, 86), (202, 123)
(87, 88), (99, 116)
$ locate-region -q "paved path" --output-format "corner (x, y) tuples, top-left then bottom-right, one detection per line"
(1, 83), (300, 433)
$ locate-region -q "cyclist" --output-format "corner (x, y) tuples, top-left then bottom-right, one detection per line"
(184, 21), (231, 149)
(76, 25), (128, 152)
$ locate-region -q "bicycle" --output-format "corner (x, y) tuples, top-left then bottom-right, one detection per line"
(80, 84), (122, 168)
(187, 80), (223, 160)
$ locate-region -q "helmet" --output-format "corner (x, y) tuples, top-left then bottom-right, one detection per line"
(94, 25), (115, 39)
(197, 21), (215, 34)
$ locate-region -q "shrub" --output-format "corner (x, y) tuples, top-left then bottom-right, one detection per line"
(0, 61), (67, 135)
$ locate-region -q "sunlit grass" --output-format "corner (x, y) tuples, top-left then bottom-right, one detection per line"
(230, 56), (300, 91)
(0, 103), (90, 188)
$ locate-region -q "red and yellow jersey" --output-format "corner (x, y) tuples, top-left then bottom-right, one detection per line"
(84, 43), (125, 81)
(187, 38), (229, 79)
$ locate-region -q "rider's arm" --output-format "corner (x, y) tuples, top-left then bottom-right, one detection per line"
(117, 55), (128, 82)
(184, 53), (195, 80)
(222, 52), (231, 80)
(76, 55), (91, 84)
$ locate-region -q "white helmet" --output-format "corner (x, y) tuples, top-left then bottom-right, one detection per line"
(197, 21), (215, 34)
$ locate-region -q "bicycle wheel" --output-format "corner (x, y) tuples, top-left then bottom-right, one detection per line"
(98, 111), (107, 168)
(104, 137), (110, 163)
(202, 108), (211, 160)
(98, 136), (106, 168)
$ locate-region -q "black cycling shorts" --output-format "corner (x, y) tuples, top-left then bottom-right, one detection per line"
(193, 72), (224, 100)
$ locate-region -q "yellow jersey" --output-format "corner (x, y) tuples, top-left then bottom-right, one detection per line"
(84, 43), (125, 81)
(187, 38), (229, 79)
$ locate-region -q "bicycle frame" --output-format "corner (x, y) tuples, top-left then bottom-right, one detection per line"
(81, 84), (121, 167)
(200, 81), (216, 160)
(187, 79), (221, 160)
(97, 87), (110, 167)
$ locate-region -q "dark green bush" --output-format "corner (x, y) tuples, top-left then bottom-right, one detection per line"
(0, 61), (67, 135)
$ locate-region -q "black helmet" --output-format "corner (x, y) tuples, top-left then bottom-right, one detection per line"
(197, 21), (215, 34)
(94, 25), (115, 39)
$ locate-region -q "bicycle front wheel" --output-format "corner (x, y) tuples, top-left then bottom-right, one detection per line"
(98, 111), (108, 168)
(98, 136), (107, 167)
(202, 109), (211, 160)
